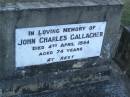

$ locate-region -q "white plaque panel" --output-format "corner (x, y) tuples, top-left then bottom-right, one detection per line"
(16, 22), (106, 67)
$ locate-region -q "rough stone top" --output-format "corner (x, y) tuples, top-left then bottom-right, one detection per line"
(0, 0), (123, 11)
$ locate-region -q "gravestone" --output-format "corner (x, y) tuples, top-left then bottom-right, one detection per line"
(0, 0), (126, 97)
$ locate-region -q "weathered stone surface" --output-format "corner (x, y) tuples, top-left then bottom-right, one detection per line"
(115, 26), (130, 77)
(0, 61), (128, 97)
(0, 63), (110, 96)
(0, 0), (123, 6)
(0, 0), (123, 79)
(0, 0), (124, 96)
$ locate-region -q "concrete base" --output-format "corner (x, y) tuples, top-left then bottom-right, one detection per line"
(0, 60), (129, 97)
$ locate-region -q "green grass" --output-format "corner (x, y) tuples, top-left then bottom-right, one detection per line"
(122, 0), (130, 26)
